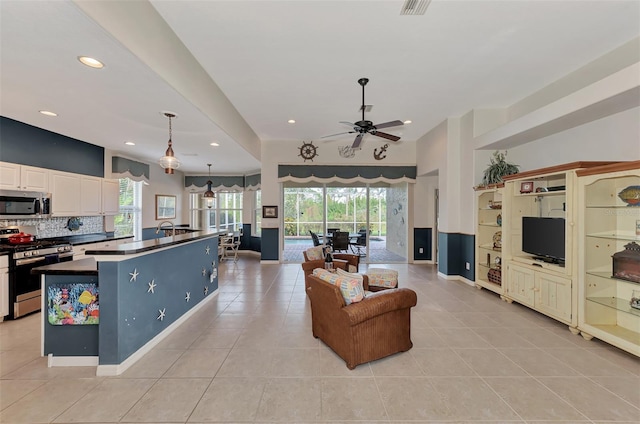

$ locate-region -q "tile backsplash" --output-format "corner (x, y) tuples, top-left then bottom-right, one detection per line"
(0, 216), (104, 238)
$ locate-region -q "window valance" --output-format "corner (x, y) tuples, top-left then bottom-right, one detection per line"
(185, 175), (245, 191)
(278, 165), (416, 184)
(111, 156), (150, 183)
(244, 173), (261, 191)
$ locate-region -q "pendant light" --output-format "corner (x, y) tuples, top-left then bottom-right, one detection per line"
(203, 163), (215, 208)
(158, 112), (181, 174)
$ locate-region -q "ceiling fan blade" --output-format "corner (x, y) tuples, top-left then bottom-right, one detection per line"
(351, 133), (365, 149)
(321, 131), (355, 139)
(339, 121), (360, 129)
(373, 131), (401, 142)
(373, 120), (404, 130)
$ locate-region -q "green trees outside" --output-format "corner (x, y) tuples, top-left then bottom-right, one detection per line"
(283, 187), (387, 237)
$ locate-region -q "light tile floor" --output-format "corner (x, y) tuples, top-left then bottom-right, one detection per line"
(1, 257), (639, 423)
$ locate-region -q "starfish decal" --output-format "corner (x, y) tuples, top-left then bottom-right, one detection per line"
(204, 286), (209, 296)
(147, 279), (157, 294)
(202, 268), (207, 276)
(185, 292), (191, 302)
(129, 268), (139, 282)
(205, 246), (211, 255)
(157, 308), (166, 321)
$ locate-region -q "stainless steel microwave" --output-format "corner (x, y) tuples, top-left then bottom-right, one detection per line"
(0, 190), (51, 218)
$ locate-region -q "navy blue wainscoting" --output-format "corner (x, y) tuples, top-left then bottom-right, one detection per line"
(261, 228), (279, 261)
(44, 275), (100, 356)
(97, 237), (219, 365)
(437, 232), (475, 280)
(413, 227), (432, 260)
(241, 224), (262, 253)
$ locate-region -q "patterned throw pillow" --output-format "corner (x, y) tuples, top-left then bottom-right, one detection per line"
(312, 268), (364, 305)
(305, 246), (325, 261)
(336, 268), (363, 283)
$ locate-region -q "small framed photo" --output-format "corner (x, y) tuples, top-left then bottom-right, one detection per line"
(520, 181), (534, 194)
(262, 205), (278, 218)
(156, 195), (176, 220)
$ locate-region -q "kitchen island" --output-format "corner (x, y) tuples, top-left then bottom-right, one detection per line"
(33, 229), (225, 375)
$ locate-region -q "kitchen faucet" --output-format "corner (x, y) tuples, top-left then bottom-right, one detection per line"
(155, 220), (175, 236)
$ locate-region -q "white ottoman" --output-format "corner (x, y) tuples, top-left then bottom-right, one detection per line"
(366, 268), (398, 290)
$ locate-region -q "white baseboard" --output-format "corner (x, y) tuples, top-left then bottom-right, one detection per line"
(96, 288), (219, 376)
(48, 354), (99, 367)
(437, 271), (476, 287)
(412, 260), (435, 264)
(260, 260), (280, 264)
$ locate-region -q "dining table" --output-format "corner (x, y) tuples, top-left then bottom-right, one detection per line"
(318, 233), (361, 242)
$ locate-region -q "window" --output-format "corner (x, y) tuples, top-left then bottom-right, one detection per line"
(254, 189), (261, 236)
(190, 191), (242, 232)
(114, 178), (142, 239)
(217, 192), (242, 232)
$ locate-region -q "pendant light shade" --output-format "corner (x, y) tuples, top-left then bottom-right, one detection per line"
(204, 163), (215, 208)
(159, 112), (181, 174)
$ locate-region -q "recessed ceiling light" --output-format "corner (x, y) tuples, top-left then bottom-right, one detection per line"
(403, 120), (412, 124)
(125, 141), (135, 146)
(39, 110), (57, 117)
(78, 56), (104, 69)
(210, 142), (220, 147)
(288, 119), (296, 124)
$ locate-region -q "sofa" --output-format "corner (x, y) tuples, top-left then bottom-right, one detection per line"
(304, 269), (417, 369)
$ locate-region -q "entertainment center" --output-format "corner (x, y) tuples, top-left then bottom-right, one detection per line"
(576, 161), (640, 357)
(475, 161), (640, 357)
(501, 163), (588, 331)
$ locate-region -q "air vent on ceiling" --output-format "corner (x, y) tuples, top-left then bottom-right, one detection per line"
(359, 105), (373, 113)
(400, 0), (431, 15)
(182, 153), (199, 157)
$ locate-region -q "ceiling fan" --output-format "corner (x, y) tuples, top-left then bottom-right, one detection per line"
(323, 77), (403, 149)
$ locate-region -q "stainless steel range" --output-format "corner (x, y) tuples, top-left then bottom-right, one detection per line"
(0, 226), (73, 318)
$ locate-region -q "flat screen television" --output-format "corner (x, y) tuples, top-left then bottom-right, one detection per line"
(522, 217), (565, 265)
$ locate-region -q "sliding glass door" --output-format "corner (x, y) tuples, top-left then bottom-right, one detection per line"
(282, 183), (407, 263)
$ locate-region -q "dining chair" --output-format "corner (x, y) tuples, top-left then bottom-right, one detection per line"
(350, 229), (367, 257)
(331, 231), (349, 253)
(309, 230), (322, 247)
(220, 230), (241, 262)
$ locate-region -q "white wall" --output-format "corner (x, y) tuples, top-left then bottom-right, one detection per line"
(142, 164), (187, 228)
(104, 150), (188, 229)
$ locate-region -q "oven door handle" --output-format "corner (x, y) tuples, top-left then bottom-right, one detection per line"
(15, 256), (48, 266)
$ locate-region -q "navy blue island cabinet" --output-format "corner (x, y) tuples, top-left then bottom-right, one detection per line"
(33, 231), (223, 375)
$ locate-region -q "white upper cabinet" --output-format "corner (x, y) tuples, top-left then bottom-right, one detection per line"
(101, 179), (119, 215)
(80, 176), (102, 216)
(49, 170), (81, 216)
(0, 162), (49, 192)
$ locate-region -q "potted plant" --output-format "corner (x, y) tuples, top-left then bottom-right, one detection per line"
(479, 150), (519, 188)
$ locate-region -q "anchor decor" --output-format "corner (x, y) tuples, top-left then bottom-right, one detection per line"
(338, 145), (356, 158)
(374, 144), (389, 160)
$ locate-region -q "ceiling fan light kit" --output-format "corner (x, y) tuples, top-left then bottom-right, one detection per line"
(323, 77), (403, 149)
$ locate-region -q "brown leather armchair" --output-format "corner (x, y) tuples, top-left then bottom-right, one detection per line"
(302, 249), (360, 273)
(304, 272), (417, 369)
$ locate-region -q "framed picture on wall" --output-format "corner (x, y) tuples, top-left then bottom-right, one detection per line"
(262, 205), (278, 218)
(156, 195), (176, 220)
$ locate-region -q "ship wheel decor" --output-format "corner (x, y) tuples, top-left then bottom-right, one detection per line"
(298, 140), (318, 162)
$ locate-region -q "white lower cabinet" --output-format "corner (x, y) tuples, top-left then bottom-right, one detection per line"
(505, 262), (573, 325)
(0, 256), (9, 320)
